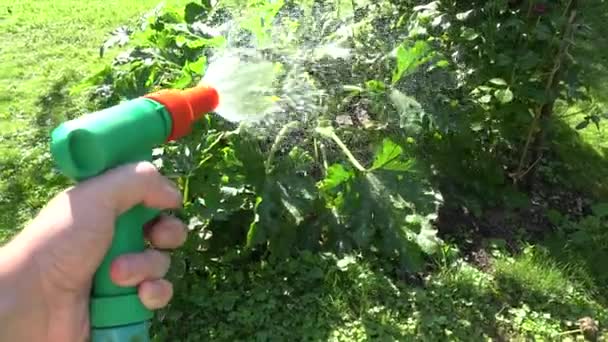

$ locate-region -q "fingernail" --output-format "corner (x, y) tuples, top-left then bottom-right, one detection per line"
(112, 259), (131, 283)
(143, 282), (166, 308)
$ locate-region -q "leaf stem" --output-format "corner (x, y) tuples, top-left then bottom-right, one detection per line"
(265, 121), (300, 173)
(182, 176), (190, 206)
(556, 328), (582, 336)
(315, 126), (367, 172)
(196, 132), (226, 168)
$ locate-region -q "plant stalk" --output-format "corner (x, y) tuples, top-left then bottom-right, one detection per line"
(265, 121), (300, 173)
(514, 0), (578, 184)
(315, 126), (367, 172)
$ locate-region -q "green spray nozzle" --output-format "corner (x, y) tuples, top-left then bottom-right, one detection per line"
(49, 85), (219, 342)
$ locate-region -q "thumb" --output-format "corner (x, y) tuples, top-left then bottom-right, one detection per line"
(78, 161), (182, 215)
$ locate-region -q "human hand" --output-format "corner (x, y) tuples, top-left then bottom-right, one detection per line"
(0, 162), (186, 342)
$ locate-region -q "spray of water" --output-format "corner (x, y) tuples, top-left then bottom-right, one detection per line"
(199, 44), (330, 129)
(195, 3), (356, 129)
(191, 1), (428, 170)
(201, 50), (281, 123)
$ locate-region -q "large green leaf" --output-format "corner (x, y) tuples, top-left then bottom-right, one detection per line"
(392, 40), (433, 84)
(318, 164), (353, 191)
(371, 138), (415, 172)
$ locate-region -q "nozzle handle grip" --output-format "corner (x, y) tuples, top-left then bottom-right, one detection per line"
(50, 98), (173, 341)
(90, 202), (157, 327)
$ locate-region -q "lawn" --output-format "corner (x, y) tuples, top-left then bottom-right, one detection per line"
(0, 0), (188, 237)
(0, 0), (187, 127)
(1, 1), (607, 341)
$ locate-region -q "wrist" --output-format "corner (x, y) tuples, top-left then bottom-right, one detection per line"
(0, 234), (41, 340)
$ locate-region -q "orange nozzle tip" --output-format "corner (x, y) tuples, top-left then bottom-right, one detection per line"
(183, 83), (220, 119)
(144, 84), (220, 141)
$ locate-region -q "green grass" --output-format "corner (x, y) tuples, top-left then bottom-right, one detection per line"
(0, 0), (189, 237)
(493, 247), (607, 340)
(0, 0), (186, 126)
(494, 247), (594, 304)
(0, 0), (190, 151)
(549, 2), (608, 198)
(552, 106), (608, 198)
(562, 107), (607, 158)
(155, 250), (607, 341)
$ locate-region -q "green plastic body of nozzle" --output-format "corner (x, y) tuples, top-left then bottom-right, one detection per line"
(50, 97), (172, 342)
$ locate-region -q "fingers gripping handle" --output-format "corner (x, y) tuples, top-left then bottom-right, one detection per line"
(90, 205), (157, 342)
(49, 98), (174, 341)
(50, 87), (218, 341)
(90, 205), (158, 328)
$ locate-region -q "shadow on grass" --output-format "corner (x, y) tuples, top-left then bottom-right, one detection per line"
(151, 250), (605, 341)
(0, 142), (67, 240)
(0, 74), (78, 239)
(494, 248), (605, 317)
(425, 111), (608, 301)
(577, 2), (608, 105)
(532, 118), (608, 300)
(546, 118), (608, 199)
(540, 210), (608, 305)
(34, 71), (82, 134)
